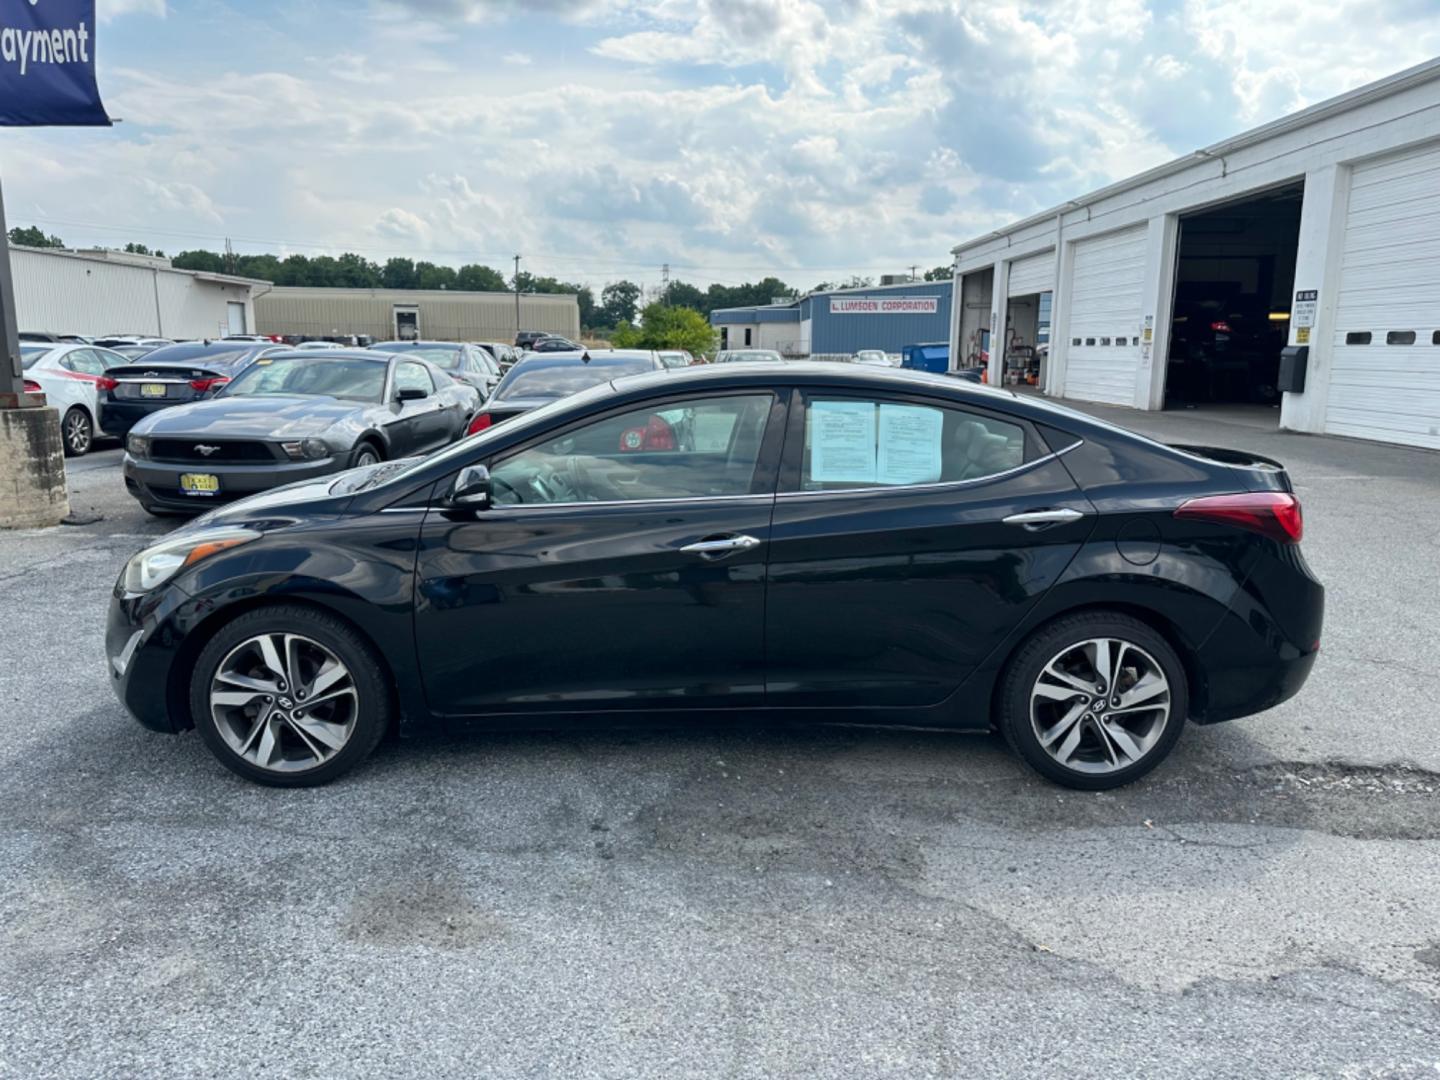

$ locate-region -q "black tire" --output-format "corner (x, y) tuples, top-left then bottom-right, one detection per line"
(352, 441), (383, 469)
(62, 407), (93, 457)
(998, 611), (1188, 791)
(188, 604), (392, 787)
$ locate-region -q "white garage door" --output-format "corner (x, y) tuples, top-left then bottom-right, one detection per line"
(1008, 250), (1053, 297)
(1063, 225), (1147, 406)
(1324, 140), (1440, 449)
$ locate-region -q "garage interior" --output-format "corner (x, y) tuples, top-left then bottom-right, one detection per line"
(1164, 183), (1304, 419)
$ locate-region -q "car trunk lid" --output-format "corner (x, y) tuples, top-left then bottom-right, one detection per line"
(1167, 443), (1292, 493)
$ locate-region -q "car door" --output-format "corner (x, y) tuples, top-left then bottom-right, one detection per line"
(390, 360), (449, 453)
(764, 388), (1094, 710)
(413, 389), (789, 717)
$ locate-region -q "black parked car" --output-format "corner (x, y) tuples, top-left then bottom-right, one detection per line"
(122, 351), (477, 515)
(465, 349), (665, 434)
(528, 336), (585, 353)
(108, 363), (1322, 788)
(368, 341), (501, 398)
(100, 341), (287, 436)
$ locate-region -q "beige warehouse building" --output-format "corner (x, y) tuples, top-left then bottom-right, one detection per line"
(256, 286), (581, 343)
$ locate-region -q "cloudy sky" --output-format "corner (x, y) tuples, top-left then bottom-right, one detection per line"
(7, 0), (1440, 291)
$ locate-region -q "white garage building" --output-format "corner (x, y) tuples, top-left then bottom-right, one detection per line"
(950, 58), (1440, 450)
(10, 245), (267, 340)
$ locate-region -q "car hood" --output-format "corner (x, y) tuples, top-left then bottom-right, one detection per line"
(133, 395), (369, 438)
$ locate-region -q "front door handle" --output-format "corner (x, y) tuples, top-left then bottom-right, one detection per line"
(680, 534), (763, 557)
(1002, 508), (1087, 529)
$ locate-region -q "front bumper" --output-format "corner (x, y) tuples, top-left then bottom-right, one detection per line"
(107, 582), (189, 733)
(123, 454), (341, 512)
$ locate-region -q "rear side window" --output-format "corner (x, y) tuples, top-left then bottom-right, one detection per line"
(800, 397), (1028, 491)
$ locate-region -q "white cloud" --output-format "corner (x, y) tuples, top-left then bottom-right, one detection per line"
(9, 0), (1440, 292)
(97, 0), (166, 21)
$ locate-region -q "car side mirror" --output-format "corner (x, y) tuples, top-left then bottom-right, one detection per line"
(396, 386), (428, 402)
(450, 465), (492, 510)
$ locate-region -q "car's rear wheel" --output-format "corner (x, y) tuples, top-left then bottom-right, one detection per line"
(62, 407), (93, 457)
(188, 605), (391, 787)
(999, 612), (1187, 790)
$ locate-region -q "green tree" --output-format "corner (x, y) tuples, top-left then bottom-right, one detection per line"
(923, 265), (952, 282)
(336, 252), (381, 287)
(600, 280), (642, 326)
(456, 263), (507, 291)
(381, 257), (418, 290)
(611, 302), (716, 355)
(172, 249), (227, 273)
(575, 286), (599, 330)
(8, 225), (64, 249)
(415, 261), (458, 290)
(664, 280), (706, 311)
(123, 242), (165, 257)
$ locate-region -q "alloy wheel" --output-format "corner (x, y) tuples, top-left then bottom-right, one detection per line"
(64, 410), (92, 455)
(1029, 637), (1171, 775)
(355, 447), (379, 467)
(209, 632), (358, 773)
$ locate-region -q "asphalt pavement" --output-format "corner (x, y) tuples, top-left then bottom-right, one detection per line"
(1, 407), (1438, 1078)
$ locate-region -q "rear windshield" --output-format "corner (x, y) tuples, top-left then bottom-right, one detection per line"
(224, 356), (387, 402)
(492, 360), (650, 401)
(20, 345), (48, 369)
(388, 346), (462, 370)
(139, 343), (260, 369)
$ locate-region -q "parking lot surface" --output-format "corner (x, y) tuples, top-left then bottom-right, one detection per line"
(2, 407), (1438, 1078)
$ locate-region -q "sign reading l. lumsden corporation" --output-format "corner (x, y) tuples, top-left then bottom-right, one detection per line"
(0, 0), (109, 126)
(829, 296), (940, 315)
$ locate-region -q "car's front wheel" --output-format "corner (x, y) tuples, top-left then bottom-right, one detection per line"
(999, 612), (1187, 790)
(188, 605), (391, 786)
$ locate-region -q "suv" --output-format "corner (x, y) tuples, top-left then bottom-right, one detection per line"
(515, 330), (549, 349)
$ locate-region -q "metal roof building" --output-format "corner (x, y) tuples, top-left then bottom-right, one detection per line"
(11, 246), (266, 339)
(949, 57), (1440, 450)
(256, 286), (580, 344)
(711, 280), (954, 359)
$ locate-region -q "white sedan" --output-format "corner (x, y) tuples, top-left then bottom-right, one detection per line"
(21, 342), (130, 456)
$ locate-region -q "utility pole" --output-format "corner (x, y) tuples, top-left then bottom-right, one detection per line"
(909, 264), (920, 282)
(513, 253), (521, 340)
(661, 262), (670, 302)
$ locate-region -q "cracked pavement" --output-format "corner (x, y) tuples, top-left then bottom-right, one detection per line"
(1, 409), (1438, 1078)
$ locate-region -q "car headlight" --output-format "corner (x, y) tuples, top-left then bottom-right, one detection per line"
(127, 435), (150, 460)
(121, 527), (261, 593)
(281, 438), (330, 461)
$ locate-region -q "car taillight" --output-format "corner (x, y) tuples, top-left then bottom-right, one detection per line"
(24, 379), (42, 393)
(189, 376), (229, 392)
(1210, 320), (1232, 333)
(1175, 492), (1303, 543)
(467, 413), (493, 436)
(619, 415), (676, 452)
(97, 376), (118, 392)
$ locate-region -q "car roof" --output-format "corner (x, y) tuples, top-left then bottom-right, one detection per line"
(372, 340), (463, 348)
(510, 349), (658, 367)
(266, 349), (392, 363)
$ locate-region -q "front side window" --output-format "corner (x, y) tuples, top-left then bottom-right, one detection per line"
(800, 397), (1028, 491)
(395, 361), (434, 396)
(490, 393), (774, 505)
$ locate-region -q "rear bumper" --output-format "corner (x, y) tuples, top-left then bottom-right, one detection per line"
(1192, 546), (1325, 723)
(123, 453), (341, 511)
(102, 399), (178, 436)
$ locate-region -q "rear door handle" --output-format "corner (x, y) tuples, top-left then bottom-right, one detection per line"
(1002, 508), (1087, 528)
(680, 534), (763, 556)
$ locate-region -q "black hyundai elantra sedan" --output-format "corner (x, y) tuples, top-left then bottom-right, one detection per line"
(107, 363), (1323, 789)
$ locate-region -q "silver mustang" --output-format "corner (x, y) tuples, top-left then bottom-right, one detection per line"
(122, 350), (479, 516)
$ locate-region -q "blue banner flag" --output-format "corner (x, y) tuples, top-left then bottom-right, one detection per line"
(0, 0), (110, 126)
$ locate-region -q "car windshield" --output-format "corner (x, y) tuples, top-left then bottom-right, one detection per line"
(20, 345), (49, 369)
(492, 360), (649, 401)
(223, 356), (387, 401)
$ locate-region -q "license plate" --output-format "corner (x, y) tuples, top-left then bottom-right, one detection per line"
(141, 383), (168, 398)
(179, 473), (220, 496)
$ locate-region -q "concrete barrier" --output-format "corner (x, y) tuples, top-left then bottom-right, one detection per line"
(0, 404), (70, 529)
